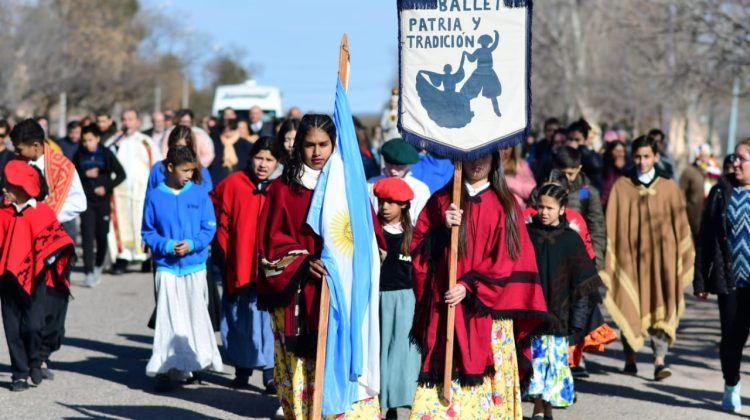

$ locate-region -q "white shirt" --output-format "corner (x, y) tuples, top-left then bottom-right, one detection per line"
(11, 198), (37, 214)
(367, 172), (432, 222)
(465, 181), (491, 197)
(30, 155), (87, 223)
(637, 167), (656, 185)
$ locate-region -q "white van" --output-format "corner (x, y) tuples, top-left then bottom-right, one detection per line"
(211, 79), (283, 121)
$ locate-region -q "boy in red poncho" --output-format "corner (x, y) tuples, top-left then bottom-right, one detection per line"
(0, 161), (74, 391)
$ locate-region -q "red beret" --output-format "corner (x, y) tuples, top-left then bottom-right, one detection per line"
(373, 177), (414, 202)
(4, 160), (41, 197)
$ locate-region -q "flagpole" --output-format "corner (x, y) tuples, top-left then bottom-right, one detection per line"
(442, 162), (462, 404)
(311, 33), (349, 420)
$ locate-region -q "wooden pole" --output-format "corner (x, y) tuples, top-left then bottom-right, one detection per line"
(311, 33), (349, 420)
(442, 161), (462, 403)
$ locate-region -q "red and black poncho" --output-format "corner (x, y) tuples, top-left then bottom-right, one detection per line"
(0, 201), (74, 302)
(410, 186), (548, 387)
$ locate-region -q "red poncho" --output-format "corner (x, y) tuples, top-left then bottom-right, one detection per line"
(210, 170), (268, 295)
(0, 202), (74, 301)
(257, 179), (323, 357)
(257, 177), (385, 358)
(411, 186), (547, 387)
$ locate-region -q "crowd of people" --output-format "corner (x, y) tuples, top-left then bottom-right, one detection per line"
(0, 105), (748, 419)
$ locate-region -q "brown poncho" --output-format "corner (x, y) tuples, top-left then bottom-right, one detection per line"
(601, 172), (694, 351)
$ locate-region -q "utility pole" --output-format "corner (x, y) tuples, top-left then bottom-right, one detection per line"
(58, 92), (67, 138)
(727, 77), (740, 154)
(154, 83), (162, 114)
(181, 77), (189, 109)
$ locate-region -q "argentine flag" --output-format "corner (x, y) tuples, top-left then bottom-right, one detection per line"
(306, 79), (381, 415)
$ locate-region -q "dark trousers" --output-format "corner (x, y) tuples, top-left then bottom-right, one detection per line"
(720, 288), (749, 386)
(39, 286), (69, 363)
(1, 285), (46, 380)
(80, 201), (110, 273)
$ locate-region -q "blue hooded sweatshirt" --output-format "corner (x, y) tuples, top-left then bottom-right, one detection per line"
(141, 181), (216, 275)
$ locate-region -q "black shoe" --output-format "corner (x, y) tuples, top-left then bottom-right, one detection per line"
(29, 367), (43, 385)
(622, 362), (638, 375)
(571, 365), (589, 378)
(154, 375), (174, 392)
(10, 379), (29, 392)
(385, 408), (398, 419)
(184, 372), (202, 385)
(41, 368), (54, 380)
(230, 375), (249, 389)
(110, 259), (127, 275)
(264, 380), (277, 395)
(654, 364), (672, 381)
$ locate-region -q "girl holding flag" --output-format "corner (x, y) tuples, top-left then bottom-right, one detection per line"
(409, 151), (548, 419)
(257, 113), (382, 418)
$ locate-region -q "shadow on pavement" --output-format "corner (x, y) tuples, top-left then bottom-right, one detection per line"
(59, 402), (222, 419)
(52, 336), (279, 418)
(575, 380), (718, 412)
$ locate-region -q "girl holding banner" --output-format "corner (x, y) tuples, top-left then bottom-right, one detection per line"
(409, 151), (547, 419)
(257, 114), (381, 418)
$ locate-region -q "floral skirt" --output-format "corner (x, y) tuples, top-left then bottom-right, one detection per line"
(526, 335), (574, 407)
(270, 308), (380, 419)
(409, 319), (522, 420)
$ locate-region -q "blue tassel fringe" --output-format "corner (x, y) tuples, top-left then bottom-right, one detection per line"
(398, 0), (438, 10)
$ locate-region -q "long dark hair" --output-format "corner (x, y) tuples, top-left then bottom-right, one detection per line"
(276, 118), (301, 163)
(281, 114), (336, 191)
(378, 200), (414, 257)
(167, 124), (197, 153)
(165, 145), (202, 185)
(246, 136), (282, 183)
(458, 152), (521, 259)
(602, 140), (626, 170)
(537, 183), (568, 207)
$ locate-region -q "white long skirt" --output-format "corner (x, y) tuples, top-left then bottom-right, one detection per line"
(146, 269), (223, 378)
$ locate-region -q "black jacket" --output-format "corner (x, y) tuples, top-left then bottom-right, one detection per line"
(72, 146), (127, 204)
(694, 175), (736, 295)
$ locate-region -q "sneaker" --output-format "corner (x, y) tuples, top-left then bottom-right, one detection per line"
(722, 382), (742, 413)
(29, 367), (43, 385)
(41, 368), (55, 380)
(10, 379), (29, 392)
(622, 362), (638, 375)
(94, 266), (104, 280)
(654, 364), (672, 381)
(84, 272), (101, 288)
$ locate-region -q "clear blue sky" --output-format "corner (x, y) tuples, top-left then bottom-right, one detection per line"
(145, 0), (397, 115)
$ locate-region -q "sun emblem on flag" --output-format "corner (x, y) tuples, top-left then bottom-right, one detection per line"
(331, 209), (354, 258)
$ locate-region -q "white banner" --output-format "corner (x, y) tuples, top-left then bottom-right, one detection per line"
(398, 0), (532, 158)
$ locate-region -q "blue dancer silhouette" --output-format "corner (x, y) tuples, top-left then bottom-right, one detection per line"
(415, 30), (502, 128)
(461, 30), (502, 117)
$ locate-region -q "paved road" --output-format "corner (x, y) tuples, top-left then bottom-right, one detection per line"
(0, 269), (746, 419)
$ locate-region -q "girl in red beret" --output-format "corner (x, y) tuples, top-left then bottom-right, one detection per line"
(373, 177), (421, 418)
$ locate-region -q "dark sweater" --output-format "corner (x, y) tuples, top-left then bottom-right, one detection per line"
(527, 217), (602, 336)
(72, 145), (126, 204)
(380, 230), (412, 291)
(694, 175), (737, 295)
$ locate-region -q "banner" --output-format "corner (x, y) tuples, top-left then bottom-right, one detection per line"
(398, 0), (533, 159)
